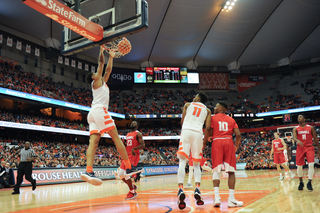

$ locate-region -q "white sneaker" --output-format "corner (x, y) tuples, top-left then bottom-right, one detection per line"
(213, 196), (221, 207)
(279, 176), (284, 180)
(185, 183), (193, 188)
(228, 198), (243, 207)
(290, 172), (295, 179)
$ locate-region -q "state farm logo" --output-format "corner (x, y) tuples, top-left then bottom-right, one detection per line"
(35, 0), (86, 27)
(112, 74), (132, 82)
(36, 0), (47, 6)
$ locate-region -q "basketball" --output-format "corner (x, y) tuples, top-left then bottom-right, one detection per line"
(118, 37), (132, 55)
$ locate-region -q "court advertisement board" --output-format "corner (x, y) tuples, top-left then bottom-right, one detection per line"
(13, 165), (179, 186)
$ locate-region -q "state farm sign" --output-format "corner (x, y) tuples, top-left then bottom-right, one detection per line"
(23, 0), (103, 41)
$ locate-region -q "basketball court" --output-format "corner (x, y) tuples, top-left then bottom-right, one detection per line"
(2, 170), (320, 213)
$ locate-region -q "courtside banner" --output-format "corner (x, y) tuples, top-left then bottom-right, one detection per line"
(22, 0), (103, 41)
(14, 166), (179, 186)
(0, 87), (124, 118)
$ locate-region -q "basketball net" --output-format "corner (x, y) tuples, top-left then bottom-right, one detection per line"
(102, 37), (132, 58)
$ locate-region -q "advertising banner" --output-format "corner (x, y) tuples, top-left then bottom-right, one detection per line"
(237, 74), (265, 92)
(109, 68), (133, 85)
(199, 73), (228, 90)
(14, 165), (179, 186)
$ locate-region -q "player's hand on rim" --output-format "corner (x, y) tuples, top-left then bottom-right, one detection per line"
(108, 50), (115, 58)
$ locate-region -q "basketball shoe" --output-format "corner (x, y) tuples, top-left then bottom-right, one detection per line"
(125, 191), (137, 200)
(126, 165), (143, 177)
(194, 188), (204, 205)
(185, 183), (193, 188)
(177, 188), (186, 210)
(81, 172), (103, 186)
(228, 198), (243, 207)
(307, 181), (313, 191)
(298, 181), (304, 190)
(213, 196), (221, 207)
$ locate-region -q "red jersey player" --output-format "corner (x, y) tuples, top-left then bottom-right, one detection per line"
(119, 121), (145, 199)
(210, 101), (242, 208)
(293, 115), (320, 191)
(270, 132), (294, 180)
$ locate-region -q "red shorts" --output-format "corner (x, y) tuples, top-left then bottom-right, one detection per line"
(211, 139), (236, 172)
(273, 152), (285, 164)
(200, 158), (206, 167)
(120, 154), (140, 169)
(296, 146), (315, 166)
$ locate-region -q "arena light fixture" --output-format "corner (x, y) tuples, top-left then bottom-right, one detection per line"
(222, 0), (237, 12)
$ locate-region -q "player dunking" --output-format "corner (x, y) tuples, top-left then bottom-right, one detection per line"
(81, 47), (134, 186)
(118, 121), (145, 199)
(176, 92), (211, 210)
(211, 101), (243, 208)
(270, 132), (294, 180)
(293, 115), (320, 191)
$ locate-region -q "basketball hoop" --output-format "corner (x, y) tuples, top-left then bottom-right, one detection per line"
(102, 37), (132, 58)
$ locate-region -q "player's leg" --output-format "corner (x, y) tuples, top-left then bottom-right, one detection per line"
(191, 132), (204, 206)
(296, 147), (306, 190)
(212, 139), (223, 207)
(274, 153), (284, 180)
(281, 163), (294, 178)
(224, 140), (243, 208)
(306, 146), (315, 190)
(276, 164), (284, 180)
(176, 131), (191, 210)
(119, 165), (138, 200)
(81, 133), (103, 186)
(186, 165), (194, 188)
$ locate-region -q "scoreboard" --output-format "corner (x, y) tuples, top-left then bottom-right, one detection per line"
(154, 67), (180, 83)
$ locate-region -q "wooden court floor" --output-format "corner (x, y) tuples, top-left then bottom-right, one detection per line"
(1, 169), (320, 213)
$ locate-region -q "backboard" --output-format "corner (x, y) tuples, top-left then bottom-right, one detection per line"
(61, 0), (148, 55)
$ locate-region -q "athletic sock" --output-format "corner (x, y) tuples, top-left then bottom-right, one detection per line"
(86, 166), (93, 173)
(229, 189), (235, 200)
(124, 160), (132, 169)
(196, 184), (200, 189)
(130, 189), (135, 193)
(214, 187), (219, 197)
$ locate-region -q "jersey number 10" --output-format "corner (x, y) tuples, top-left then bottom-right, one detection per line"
(218, 121), (228, 131)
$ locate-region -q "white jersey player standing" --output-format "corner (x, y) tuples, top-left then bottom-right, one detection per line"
(176, 92), (211, 210)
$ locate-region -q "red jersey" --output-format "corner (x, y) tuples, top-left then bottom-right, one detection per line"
(126, 130), (140, 158)
(211, 113), (238, 139)
(296, 125), (313, 147)
(272, 139), (283, 153)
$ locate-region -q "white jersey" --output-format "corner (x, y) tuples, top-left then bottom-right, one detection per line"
(182, 102), (208, 133)
(91, 81), (110, 108)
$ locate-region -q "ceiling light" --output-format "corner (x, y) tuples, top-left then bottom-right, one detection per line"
(222, 9), (224, 11)
(231, 2), (235, 6)
(228, 6), (232, 10)
(224, 5), (228, 9)
(226, 1), (230, 5)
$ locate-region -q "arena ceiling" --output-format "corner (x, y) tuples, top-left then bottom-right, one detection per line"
(1, 0), (320, 69)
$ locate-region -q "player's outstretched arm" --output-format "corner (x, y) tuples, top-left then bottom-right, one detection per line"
(92, 46), (105, 82)
(292, 127), (303, 146)
(203, 108), (212, 146)
(132, 132), (145, 156)
(234, 128), (241, 152)
(181, 103), (190, 127)
(103, 50), (115, 83)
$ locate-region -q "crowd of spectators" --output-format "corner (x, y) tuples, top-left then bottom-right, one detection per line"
(0, 140), (177, 169)
(0, 60), (120, 113)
